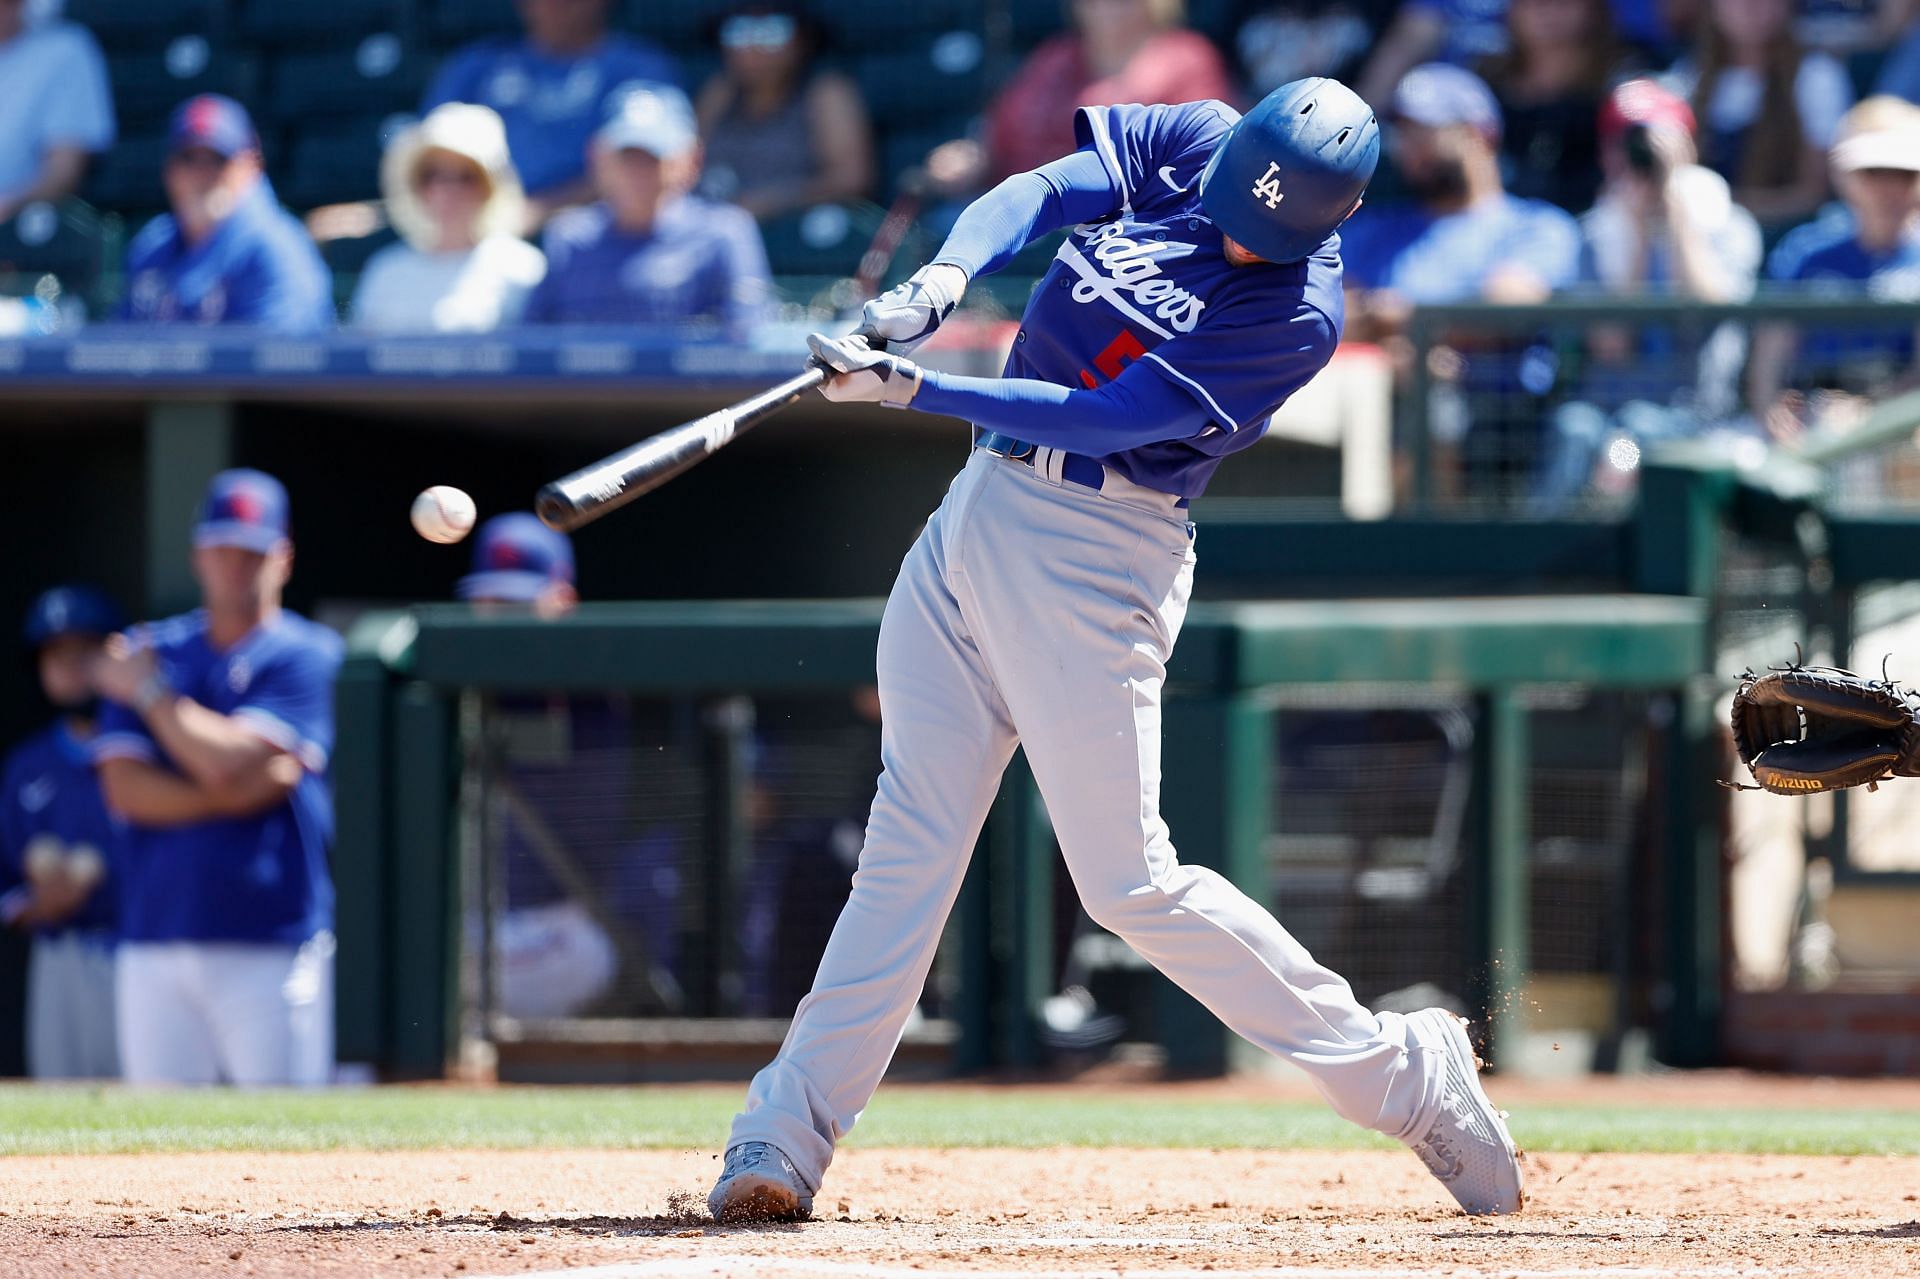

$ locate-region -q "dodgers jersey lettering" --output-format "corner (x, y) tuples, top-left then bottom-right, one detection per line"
(91, 610), (342, 945)
(1007, 100), (1345, 497)
(0, 722), (122, 938)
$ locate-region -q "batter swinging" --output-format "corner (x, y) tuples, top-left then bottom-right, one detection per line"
(709, 79), (1524, 1222)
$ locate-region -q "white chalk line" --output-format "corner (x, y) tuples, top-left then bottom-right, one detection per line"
(482, 1260), (1805, 1279)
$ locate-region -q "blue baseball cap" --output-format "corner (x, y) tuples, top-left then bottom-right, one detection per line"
(194, 468), (291, 553)
(169, 94), (258, 158)
(1390, 63), (1502, 142)
(23, 585), (125, 649)
(457, 513), (576, 602)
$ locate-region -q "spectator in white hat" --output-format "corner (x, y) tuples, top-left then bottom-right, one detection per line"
(349, 103), (547, 333)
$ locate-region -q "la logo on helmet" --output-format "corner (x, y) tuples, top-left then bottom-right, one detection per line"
(1251, 161), (1286, 210)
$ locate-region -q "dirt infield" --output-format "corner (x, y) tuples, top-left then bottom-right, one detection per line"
(8, 1145), (1919, 1279)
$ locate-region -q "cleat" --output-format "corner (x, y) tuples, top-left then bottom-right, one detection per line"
(708, 1142), (814, 1223)
(1402, 1009), (1525, 1216)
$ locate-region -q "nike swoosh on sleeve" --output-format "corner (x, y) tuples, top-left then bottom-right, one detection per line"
(1158, 165), (1189, 193)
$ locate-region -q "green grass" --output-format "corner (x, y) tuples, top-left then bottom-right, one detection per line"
(4, 1085), (1919, 1158)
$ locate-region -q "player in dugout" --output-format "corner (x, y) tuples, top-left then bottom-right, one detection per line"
(707, 78), (1524, 1222)
(88, 469), (342, 1087)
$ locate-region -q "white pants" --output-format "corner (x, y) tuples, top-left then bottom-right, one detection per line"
(27, 931), (119, 1080)
(117, 932), (335, 1086)
(728, 450), (1443, 1190)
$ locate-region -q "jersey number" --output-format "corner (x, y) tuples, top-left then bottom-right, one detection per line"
(1078, 329), (1147, 389)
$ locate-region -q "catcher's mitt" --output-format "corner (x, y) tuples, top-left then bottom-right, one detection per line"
(1729, 661), (1920, 794)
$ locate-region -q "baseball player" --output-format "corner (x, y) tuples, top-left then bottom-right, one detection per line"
(1, 586), (126, 1078)
(709, 79), (1523, 1221)
(89, 469), (342, 1086)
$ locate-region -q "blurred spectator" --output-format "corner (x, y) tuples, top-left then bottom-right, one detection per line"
(0, 0), (114, 225)
(921, 0), (1236, 199)
(90, 470), (341, 1086)
(1531, 79), (1762, 508)
(525, 87), (771, 331)
(1874, 0), (1920, 103)
(1664, 0), (1854, 225)
(458, 511), (580, 619)
(1, 586), (125, 1079)
(424, 0), (681, 228)
(349, 104), (547, 333)
(1481, 0), (1635, 213)
(1342, 65), (1580, 498)
(694, 2), (875, 221)
(1358, 0), (1510, 108)
(1232, 0), (1396, 98)
(119, 96), (333, 332)
(1750, 95), (1920, 442)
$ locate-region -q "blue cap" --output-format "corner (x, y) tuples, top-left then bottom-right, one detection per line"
(1198, 77), (1380, 264)
(457, 513), (576, 602)
(1390, 63), (1502, 141)
(595, 84), (698, 159)
(194, 468), (291, 553)
(169, 94), (258, 158)
(23, 585), (125, 648)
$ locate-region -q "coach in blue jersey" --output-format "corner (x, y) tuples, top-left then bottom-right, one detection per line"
(1, 586), (126, 1079)
(89, 470), (342, 1087)
(118, 96), (333, 333)
(707, 81), (1524, 1224)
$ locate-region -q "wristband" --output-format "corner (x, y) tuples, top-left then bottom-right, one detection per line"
(132, 670), (173, 716)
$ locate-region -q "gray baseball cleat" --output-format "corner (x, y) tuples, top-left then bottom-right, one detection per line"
(708, 1141), (814, 1223)
(1402, 1009), (1525, 1215)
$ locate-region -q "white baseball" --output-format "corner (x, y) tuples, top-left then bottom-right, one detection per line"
(65, 844), (105, 891)
(411, 486), (477, 544)
(23, 835), (63, 884)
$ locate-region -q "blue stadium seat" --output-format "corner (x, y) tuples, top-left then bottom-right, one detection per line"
(80, 132), (172, 214)
(65, 0), (224, 51)
(854, 44), (987, 129)
(623, 0), (722, 53)
(240, 0), (413, 49)
(279, 119), (397, 209)
(1008, 0), (1066, 50)
(108, 39), (261, 137)
(0, 202), (110, 312)
(878, 124), (952, 196)
(428, 0), (517, 46)
(319, 226), (401, 312)
(268, 44), (429, 125)
(815, 0), (982, 54)
(757, 203), (890, 278)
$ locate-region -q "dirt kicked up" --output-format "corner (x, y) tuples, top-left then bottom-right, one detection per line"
(6, 1146), (1919, 1279)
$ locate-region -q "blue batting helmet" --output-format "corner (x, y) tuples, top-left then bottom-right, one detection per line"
(1198, 77), (1380, 265)
(23, 585), (125, 649)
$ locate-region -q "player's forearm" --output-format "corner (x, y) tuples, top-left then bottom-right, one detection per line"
(142, 695), (288, 796)
(932, 150), (1118, 279)
(915, 368), (1210, 453)
(98, 758), (235, 826)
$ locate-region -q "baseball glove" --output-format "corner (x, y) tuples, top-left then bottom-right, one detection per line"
(1729, 660), (1920, 794)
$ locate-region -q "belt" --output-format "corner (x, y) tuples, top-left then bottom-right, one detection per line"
(976, 431), (1108, 491)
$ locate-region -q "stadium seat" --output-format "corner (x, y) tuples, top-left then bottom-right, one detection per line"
(80, 132), (172, 214)
(268, 45), (430, 125)
(240, 0), (414, 48)
(814, 0), (983, 54)
(0, 202), (111, 314)
(878, 125), (953, 197)
(622, 0), (723, 53)
(279, 120), (397, 209)
(757, 203), (890, 278)
(854, 43), (987, 130)
(109, 40), (261, 137)
(1007, 0), (1067, 51)
(65, 0), (224, 52)
(428, 0), (518, 46)
(320, 226), (401, 313)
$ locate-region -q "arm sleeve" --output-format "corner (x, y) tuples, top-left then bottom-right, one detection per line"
(230, 637), (342, 775)
(931, 149), (1120, 279)
(42, 30), (116, 151)
(91, 699), (159, 766)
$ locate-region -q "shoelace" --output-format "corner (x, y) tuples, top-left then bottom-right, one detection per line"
(725, 1142), (779, 1176)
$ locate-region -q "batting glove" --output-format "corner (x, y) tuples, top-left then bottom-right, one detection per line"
(808, 331), (924, 408)
(860, 263), (966, 354)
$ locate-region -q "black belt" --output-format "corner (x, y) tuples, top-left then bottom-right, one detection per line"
(976, 431), (1112, 493)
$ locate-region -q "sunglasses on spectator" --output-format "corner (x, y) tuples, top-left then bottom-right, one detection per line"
(721, 13), (797, 50)
(416, 163), (486, 189)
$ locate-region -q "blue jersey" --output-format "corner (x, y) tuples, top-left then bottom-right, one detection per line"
(1001, 101), (1346, 497)
(1767, 209), (1920, 382)
(119, 183), (335, 333)
(423, 35), (681, 196)
(91, 610), (342, 945)
(1339, 194), (1581, 304)
(525, 197), (772, 331)
(0, 722), (122, 938)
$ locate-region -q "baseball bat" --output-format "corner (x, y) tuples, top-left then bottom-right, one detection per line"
(535, 364), (828, 531)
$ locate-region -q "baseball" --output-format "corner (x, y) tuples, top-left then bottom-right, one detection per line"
(411, 486), (477, 544)
(65, 844), (105, 891)
(23, 835), (63, 884)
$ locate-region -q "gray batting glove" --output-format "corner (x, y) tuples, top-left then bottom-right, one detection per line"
(808, 331), (924, 408)
(860, 263), (967, 354)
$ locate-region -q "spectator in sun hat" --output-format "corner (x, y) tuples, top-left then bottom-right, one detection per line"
(458, 512), (579, 620)
(423, 0), (682, 228)
(2, 584), (127, 1079)
(118, 95), (334, 332)
(524, 85), (771, 332)
(88, 468), (341, 1086)
(350, 103), (547, 333)
(0, 0), (115, 225)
